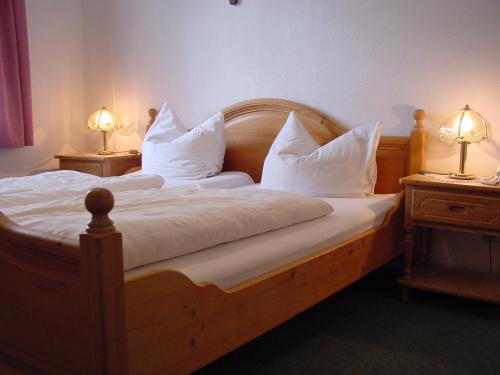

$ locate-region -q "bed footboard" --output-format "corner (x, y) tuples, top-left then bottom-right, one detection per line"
(125, 195), (404, 374)
(0, 189), (128, 374)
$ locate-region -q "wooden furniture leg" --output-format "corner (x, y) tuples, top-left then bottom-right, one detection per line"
(401, 224), (415, 302)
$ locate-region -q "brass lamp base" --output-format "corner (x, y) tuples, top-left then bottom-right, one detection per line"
(96, 130), (114, 155)
(449, 141), (474, 180)
(97, 150), (114, 155)
(448, 172), (475, 180)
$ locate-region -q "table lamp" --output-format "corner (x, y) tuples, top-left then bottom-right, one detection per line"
(439, 104), (489, 179)
(87, 107), (123, 155)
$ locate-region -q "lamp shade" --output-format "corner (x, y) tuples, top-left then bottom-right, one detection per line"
(439, 105), (489, 144)
(87, 107), (122, 132)
(439, 105), (490, 180)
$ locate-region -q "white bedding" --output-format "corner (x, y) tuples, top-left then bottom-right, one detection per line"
(0, 171), (165, 209)
(160, 171), (254, 189)
(0, 170), (253, 209)
(0, 170), (101, 194)
(126, 193), (400, 290)
(4, 186), (332, 271)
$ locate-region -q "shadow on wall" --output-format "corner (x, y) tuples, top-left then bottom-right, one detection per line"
(111, 120), (145, 152)
(392, 104), (417, 133)
(478, 137), (500, 161)
(425, 110), (457, 162)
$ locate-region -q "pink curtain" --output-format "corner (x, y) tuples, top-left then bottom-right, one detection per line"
(0, 0), (33, 147)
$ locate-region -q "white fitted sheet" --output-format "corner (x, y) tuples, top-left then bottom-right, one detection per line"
(125, 193), (400, 290)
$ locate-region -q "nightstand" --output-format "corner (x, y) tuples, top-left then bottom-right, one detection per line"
(399, 174), (500, 312)
(55, 152), (141, 177)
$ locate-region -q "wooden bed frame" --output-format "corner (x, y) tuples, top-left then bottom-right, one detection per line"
(0, 99), (425, 374)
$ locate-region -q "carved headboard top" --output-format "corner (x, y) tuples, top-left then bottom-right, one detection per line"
(147, 98), (425, 193)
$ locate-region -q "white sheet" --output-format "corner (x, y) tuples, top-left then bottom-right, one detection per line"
(125, 193), (400, 290)
(5, 186), (333, 271)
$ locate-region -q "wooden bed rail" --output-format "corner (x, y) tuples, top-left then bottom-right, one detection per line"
(0, 188), (127, 374)
(124, 193), (405, 374)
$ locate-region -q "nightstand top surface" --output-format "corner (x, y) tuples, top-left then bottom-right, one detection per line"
(55, 152), (141, 161)
(400, 173), (500, 194)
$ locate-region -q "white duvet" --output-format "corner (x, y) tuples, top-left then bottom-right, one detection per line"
(4, 186), (333, 271)
(0, 170), (255, 209)
(0, 170), (165, 209)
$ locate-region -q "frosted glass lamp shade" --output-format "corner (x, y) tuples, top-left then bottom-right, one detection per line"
(87, 107), (122, 132)
(439, 105), (489, 144)
(87, 107), (122, 154)
(439, 105), (490, 180)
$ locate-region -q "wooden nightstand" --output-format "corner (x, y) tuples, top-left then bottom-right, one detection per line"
(399, 174), (500, 313)
(55, 152), (141, 177)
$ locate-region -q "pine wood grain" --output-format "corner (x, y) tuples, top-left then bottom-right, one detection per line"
(125, 198), (403, 374)
(0, 99), (425, 374)
(400, 175), (500, 309)
(56, 152), (141, 177)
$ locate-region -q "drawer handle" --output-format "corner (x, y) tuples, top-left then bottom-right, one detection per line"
(448, 205), (466, 213)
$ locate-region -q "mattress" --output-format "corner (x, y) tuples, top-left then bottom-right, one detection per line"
(125, 192), (400, 290)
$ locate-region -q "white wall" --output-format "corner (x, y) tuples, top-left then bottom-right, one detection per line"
(99, 0), (500, 178)
(81, 0), (115, 153)
(7, 0), (500, 177)
(92, 0), (500, 271)
(0, 0), (85, 178)
(3, 0), (499, 267)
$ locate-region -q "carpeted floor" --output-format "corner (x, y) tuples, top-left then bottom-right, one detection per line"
(196, 268), (500, 375)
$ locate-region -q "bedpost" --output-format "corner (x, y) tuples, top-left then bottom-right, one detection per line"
(80, 188), (128, 375)
(408, 109), (426, 175)
(146, 107), (158, 132)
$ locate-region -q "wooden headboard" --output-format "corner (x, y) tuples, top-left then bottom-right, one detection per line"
(148, 98), (425, 194)
(222, 98), (425, 193)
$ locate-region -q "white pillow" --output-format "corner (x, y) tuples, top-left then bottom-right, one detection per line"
(141, 103), (225, 179)
(144, 103), (187, 144)
(260, 111), (381, 197)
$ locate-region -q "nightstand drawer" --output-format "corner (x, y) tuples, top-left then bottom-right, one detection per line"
(55, 152), (141, 177)
(411, 190), (500, 230)
(59, 161), (103, 176)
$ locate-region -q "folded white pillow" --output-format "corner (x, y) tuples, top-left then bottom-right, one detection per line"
(142, 103), (225, 179)
(260, 111), (381, 197)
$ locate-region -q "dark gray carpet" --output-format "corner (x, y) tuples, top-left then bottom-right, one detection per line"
(196, 268), (500, 375)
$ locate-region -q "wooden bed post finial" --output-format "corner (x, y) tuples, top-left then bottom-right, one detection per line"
(408, 109), (426, 175)
(146, 108), (158, 132)
(85, 188), (116, 234)
(413, 109), (426, 129)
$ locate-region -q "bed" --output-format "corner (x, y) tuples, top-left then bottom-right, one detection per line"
(0, 98), (426, 374)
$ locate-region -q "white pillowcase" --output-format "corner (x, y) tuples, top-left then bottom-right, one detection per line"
(260, 111), (381, 197)
(142, 103), (226, 179)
